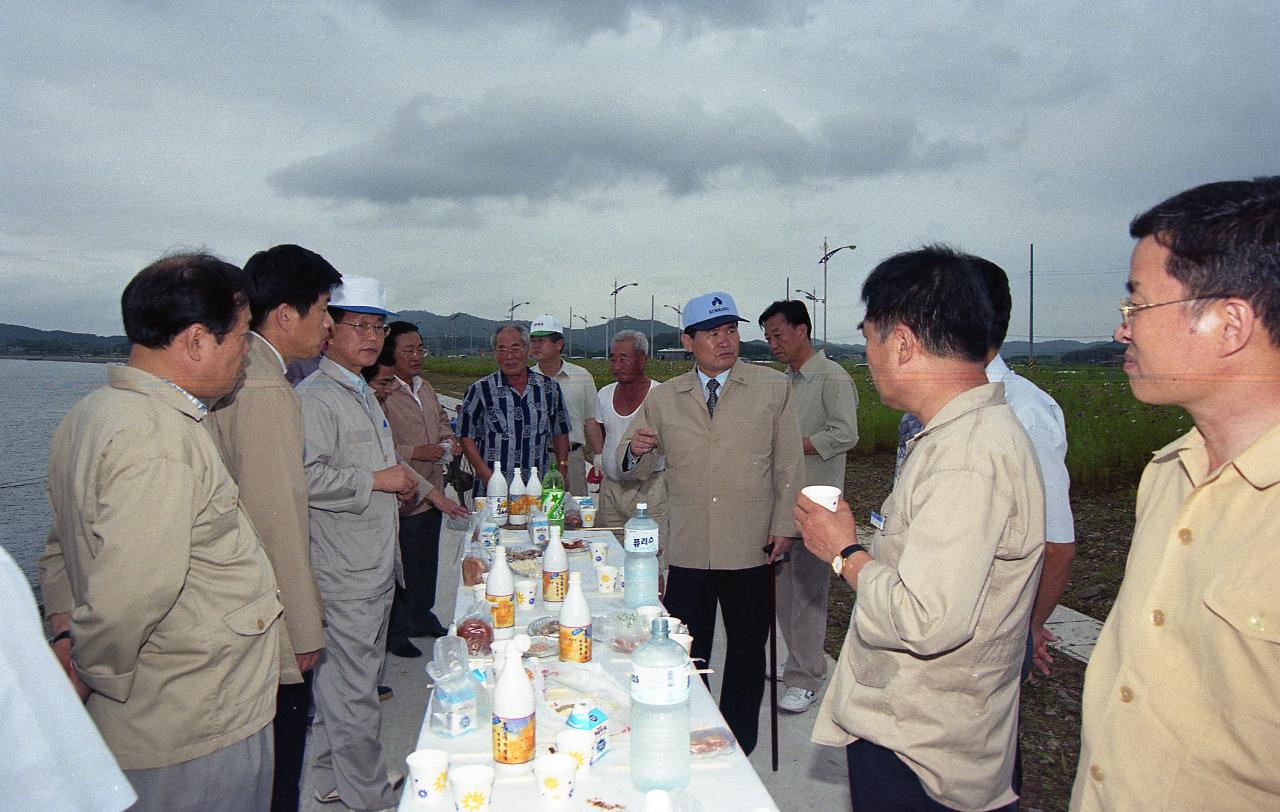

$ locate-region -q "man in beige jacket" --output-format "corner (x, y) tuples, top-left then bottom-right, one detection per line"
(622, 290), (805, 756)
(206, 243), (341, 811)
(40, 254), (283, 811)
(795, 247), (1044, 812)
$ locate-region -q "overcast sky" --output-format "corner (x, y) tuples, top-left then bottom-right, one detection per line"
(3, 1), (1276, 344)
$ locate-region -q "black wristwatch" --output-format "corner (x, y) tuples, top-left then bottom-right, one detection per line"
(831, 543), (868, 574)
(49, 629), (72, 646)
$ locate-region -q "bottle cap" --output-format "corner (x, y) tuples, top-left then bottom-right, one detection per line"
(636, 502), (648, 510)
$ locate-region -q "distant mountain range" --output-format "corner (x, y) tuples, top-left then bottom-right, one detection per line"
(0, 317), (1125, 365)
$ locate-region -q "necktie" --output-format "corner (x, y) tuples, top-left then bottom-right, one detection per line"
(705, 378), (719, 418)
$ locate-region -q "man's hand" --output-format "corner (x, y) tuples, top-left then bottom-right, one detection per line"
(48, 614), (91, 701)
(429, 490), (471, 520)
(628, 428), (658, 456)
(412, 443), (446, 462)
(373, 464), (418, 497)
(295, 649), (321, 674)
(766, 535), (794, 564)
(1031, 626), (1058, 678)
(793, 493), (857, 563)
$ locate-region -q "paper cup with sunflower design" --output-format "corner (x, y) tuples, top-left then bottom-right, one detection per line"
(405, 748), (449, 806)
(448, 764), (495, 812)
(533, 752), (578, 805)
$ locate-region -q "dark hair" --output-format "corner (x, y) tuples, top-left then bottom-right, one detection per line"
(860, 245), (994, 362)
(376, 321), (421, 368)
(241, 244), (342, 331)
(361, 359), (395, 383)
(121, 253), (248, 348)
(1131, 176), (1280, 345)
(757, 299), (812, 338)
(977, 258), (1012, 348)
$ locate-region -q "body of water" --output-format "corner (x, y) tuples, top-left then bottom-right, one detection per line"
(0, 359), (110, 598)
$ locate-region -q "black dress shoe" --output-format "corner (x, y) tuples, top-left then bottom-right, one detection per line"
(409, 619), (451, 638)
(388, 640), (422, 658)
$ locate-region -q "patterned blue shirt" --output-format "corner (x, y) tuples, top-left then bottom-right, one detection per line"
(895, 411), (925, 479)
(460, 369), (571, 494)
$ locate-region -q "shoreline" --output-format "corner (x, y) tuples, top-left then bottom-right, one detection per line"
(1, 355), (125, 365)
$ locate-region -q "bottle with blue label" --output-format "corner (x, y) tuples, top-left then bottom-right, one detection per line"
(623, 502), (660, 609)
(630, 618), (691, 790)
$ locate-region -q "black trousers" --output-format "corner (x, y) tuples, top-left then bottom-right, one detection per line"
(663, 564), (771, 755)
(847, 739), (1018, 812)
(388, 509), (445, 646)
(271, 671), (313, 812)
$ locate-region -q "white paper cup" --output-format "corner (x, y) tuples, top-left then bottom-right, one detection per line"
(596, 565), (618, 594)
(474, 496), (488, 514)
(589, 539), (609, 566)
(637, 605), (664, 631)
(405, 748), (449, 806)
(515, 579), (537, 608)
(670, 633), (694, 653)
(801, 485), (842, 512)
(580, 506), (597, 527)
(449, 764), (495, 812)
(533, 752), (578, 805)
(555, 729), (595, 777)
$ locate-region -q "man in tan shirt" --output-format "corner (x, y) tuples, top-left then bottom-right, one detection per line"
(206, 243), (341, 811)
(795, 247), (1044, 812)
(1071, 177), (1280, 810)
(759, 299), (859, 714)
(40, 254), (282, 811)
(622, 290), (805, 756)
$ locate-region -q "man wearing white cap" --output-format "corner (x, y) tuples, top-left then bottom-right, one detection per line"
(620, 291), (805, 755)
(299, 276), (444, 809)
(529, 314), (602, 495)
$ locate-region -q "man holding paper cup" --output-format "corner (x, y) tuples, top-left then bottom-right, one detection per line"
(795, 247), (1045, 812)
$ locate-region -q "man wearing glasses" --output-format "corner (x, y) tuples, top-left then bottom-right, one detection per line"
(459, 322), (571, 497)
(1072, 177), (1280, 810)
(298, 277), (445, 809)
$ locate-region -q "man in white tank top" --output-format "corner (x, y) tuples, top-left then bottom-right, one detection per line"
(589, 329), (667, 538)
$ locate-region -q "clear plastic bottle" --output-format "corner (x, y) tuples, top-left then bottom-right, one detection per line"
(491, 637), (535, 775)
(509, 467), (528, 527)
(558, 571), (592, 663)
(487, 467), (509, 526)
(630, 618), (691, 791)
(526, 466), (543, 511)
(542, 530), (568, 609)
(624, 503), (660, 609)
(486, 545), (516, 640)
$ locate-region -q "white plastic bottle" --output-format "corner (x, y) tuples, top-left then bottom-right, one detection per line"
(508, 467), (528, 527)
(630, 618), (691, 790)
(542, 530), (568, 609)
(526, 465), (543, 508)
(624, 503), (661, 609)
(559, 571), (592, 663)
(486, 545), (516, 640)
(491, 638), (536, 775)
(487, 467), (509, 526)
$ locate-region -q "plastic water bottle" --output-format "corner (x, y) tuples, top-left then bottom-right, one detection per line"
(630, 618), (691, 791)
(491, 637), (536, 775)
(486, 545), (515, 640)
(486, 467), (508, 526)
(558, 571), (592, 663)
(509, 467), (528, 527)
(542, 530), (568, 609)
(623, 503), (660, 609)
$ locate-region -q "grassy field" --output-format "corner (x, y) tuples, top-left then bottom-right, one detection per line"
(423, 356), (1187, 493)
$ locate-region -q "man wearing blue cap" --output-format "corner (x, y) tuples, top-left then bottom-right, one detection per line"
(620, 291), (805, 755)
(299, 276), (451, 809)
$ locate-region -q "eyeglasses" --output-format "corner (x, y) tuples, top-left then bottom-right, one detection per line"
(335, 321), (391, 337)
(1118, 295), (1227, 326)
(396, 346), (426, 356)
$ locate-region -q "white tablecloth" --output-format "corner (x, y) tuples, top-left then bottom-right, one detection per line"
(398, 529), (778, 811)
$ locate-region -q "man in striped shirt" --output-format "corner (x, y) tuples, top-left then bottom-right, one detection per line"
(459, 322), (571, 494)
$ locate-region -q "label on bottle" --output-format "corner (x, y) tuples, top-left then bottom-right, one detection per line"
(559, 623), (592, 663)
(480, 524), (499, 551)
(491, 712), (535, 766)
(630, 662), (691, 705)
(624, 526), (658, 554)
(543, 488), (565, 524)
(492, 496), (509, 522)
(487, 593), (514, 630)
(542, 569), (567, 603)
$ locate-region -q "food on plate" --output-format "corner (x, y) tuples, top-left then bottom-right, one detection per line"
(506, 546), (541, 561)
(525, 636), (557, 658)
(586, 799), (625, 810)
(611, 636), (640, 654)
(527, 616), (559, 637)
(560, 538), (588, 551)
(690, 726), (737, 757)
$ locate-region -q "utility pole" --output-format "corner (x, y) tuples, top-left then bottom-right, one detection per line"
(819, 239), (857, 350)
(650, 295), (655, 357)
(1028, 243), (1035, 367)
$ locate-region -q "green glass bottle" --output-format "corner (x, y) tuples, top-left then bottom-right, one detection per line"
(542, 458), (566, 533)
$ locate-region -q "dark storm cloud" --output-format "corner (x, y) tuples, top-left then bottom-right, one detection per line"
(269, 88), (988, 205)
(373, 0), (810, 37)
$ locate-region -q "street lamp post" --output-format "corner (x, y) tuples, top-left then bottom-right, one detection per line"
(609, 279), (639, 349)
(818, 239), (856, 349)
(663, 304), (682, 353)
(448, 312), (460, 356)
(569, 313), (588, 357)
(508, 300), (530, 322)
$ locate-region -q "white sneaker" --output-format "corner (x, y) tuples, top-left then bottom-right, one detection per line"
(778, 686), (817, 713)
